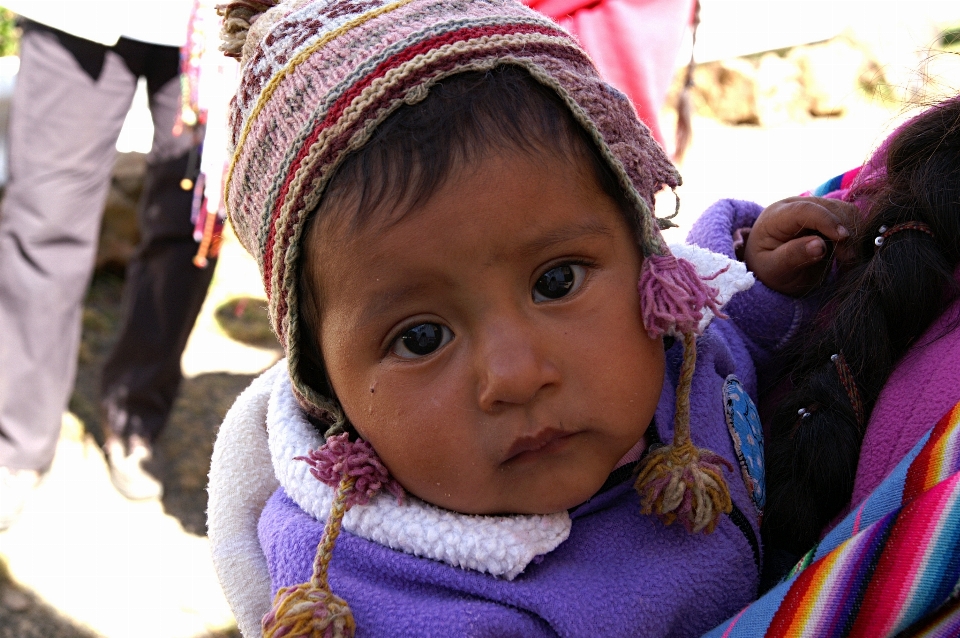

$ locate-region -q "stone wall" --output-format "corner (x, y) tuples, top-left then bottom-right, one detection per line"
(687, 37), (883, 127)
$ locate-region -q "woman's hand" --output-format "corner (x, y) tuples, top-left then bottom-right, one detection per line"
(744, 196), (857, 296)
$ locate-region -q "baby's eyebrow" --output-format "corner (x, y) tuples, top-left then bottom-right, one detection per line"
(516, 218), (613, 257)
(355, 280), (435, 330)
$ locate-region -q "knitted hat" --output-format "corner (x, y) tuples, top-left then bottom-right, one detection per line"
(220, 1), (731, 634)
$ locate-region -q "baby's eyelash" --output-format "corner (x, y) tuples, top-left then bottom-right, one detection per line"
(534, 258), (596, 278)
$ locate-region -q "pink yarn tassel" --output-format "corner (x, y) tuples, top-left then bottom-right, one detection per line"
(638, 255), (725, 338)
(297, 433), (405, 506)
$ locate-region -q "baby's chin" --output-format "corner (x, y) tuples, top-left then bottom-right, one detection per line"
(407, 477), (607, 517)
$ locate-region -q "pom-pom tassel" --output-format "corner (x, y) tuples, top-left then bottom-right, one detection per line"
(216, 1), (277, 59)
(635, 333), (733, 534)
(262, 434), (404, 637)
(639, 254), (725, 338)
(262, 475), (356, 638)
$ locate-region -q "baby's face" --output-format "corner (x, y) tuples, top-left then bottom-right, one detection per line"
(312, 149), (665, 514)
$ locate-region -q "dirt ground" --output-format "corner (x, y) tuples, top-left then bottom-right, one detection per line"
(0, 51), (957, 637)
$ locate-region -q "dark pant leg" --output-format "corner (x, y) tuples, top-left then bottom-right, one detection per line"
(100, 40), (216, 442)
(0, 27), (136, 471)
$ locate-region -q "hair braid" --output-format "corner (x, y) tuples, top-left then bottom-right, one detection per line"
(763, 98), (960, 556)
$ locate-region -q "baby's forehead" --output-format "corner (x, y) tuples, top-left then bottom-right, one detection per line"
(313, 142), (617, 249)
(315, 149), (626, 274)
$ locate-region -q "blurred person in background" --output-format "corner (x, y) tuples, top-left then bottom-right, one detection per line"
(0, 0), (215, 529)
(523, 0), (698, 157)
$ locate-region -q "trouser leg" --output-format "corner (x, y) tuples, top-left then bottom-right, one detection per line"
(100, 42), (215, 443)
(0, 27), (135, 471)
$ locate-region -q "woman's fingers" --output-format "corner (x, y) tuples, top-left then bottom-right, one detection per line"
(746, 196), (859, 296)
(750, 236), (829, 296)
(761, 197), (855, 244)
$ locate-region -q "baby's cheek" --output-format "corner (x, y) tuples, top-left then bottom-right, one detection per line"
(354, 391), (444, 466)
(602, 327), (664, 418)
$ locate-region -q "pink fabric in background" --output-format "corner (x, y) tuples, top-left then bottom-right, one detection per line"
(523, 0), (696, 151)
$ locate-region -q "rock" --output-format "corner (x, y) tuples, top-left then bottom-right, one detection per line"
(1, 585), (31, 612)
(686, 36), (884, 127)
(692, 57), (759, 125)
(96, 152), (145, 273)
(691, 54), (808, 127)
(755, 53), (807, 126)
(789, 38), (877, 116)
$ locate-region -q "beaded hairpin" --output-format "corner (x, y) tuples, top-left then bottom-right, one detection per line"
(874, 221), (935, 248)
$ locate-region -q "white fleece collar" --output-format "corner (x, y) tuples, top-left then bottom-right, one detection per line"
(208, 362), (283, 638)
(267, 371), (572, 580)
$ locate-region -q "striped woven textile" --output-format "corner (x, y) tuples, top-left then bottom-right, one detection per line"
(704, 401), (960, 638)
(804, 166), (863, 199)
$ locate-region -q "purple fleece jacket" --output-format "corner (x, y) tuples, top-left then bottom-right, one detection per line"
(259, 199), (802, 637)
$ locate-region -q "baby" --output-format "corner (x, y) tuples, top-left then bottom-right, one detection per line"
(207, 1), (850, 636)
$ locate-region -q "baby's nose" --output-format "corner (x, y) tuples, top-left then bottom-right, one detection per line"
(474, 319), (561, 413)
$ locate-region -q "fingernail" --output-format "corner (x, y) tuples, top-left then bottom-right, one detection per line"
(806, 239), (825, 257)
(837, 225), (849, 238)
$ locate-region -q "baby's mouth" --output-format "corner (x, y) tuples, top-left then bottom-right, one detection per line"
(503, 428), (579, 464)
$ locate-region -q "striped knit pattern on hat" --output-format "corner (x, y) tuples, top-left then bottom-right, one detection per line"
(223, 0), (690, 421)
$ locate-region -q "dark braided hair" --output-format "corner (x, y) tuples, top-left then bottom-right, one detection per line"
(763, 97), (960, 556)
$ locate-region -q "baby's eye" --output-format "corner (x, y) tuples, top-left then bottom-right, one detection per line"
(392, 323), (453, 358)
(533, 263), (586, 302)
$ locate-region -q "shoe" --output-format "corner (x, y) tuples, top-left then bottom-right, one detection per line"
(104, 435), (163, 501)
(0, 466), (40, 531)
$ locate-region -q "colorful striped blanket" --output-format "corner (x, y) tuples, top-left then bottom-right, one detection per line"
(704, 400), (960, 637)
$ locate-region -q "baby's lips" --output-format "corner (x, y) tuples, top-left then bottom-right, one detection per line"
(503, 428), (577, 463)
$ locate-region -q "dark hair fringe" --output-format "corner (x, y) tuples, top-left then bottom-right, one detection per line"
(296, 65), (633, 420)
(762, 97), (960, 556)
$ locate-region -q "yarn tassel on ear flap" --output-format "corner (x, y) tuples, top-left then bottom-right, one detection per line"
(635, 333), (733, 534)
(634, 253), (732, 534)
(262, 434), (404, 638)
(638, 254), (725, 338)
